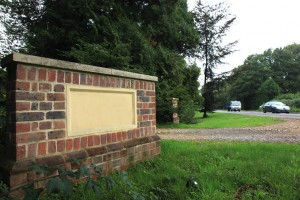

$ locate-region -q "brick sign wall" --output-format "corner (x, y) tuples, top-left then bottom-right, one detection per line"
(1, 53), (160, 193)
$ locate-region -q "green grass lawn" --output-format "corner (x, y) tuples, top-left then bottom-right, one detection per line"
(57, 141), (300, 200)
(158, 112), (283, 129)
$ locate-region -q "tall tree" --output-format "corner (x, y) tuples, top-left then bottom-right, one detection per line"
(192, 1), (237, 117)
(225, 44), (300, 110)
(272, 44), (300, 93)
(2, 0), (201, 123)
(257, 78), (280, 104)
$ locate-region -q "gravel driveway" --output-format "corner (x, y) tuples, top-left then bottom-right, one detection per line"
(157, 119), (300, 143)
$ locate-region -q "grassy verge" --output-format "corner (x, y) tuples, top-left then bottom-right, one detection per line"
(54, 141), (300, 200)
(158, 112), (283, 129)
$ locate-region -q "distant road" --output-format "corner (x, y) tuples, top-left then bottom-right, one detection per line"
(215, 110), (300, 119)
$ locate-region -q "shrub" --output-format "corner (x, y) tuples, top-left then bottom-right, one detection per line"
(273, 92), (300, 112)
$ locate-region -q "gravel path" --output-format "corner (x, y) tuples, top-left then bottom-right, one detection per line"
(157, 119), (300, 143)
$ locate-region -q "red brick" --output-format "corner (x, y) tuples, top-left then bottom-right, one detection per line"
(54, 121), (65, 129)
(38, 69), (47, 81)
(112, 133), (117, 142)
(122, 131), (127, 140)
(127, 130), (132, 139)
(115, 78), (121, 87)
(107, 134), (112, 143)
(16, 145), (26, 159)
(16, 65), (27, 80)
(135, 129), (140, 137)
(57, 140), (65, 152)
(16, 102), (30, 111)
(81, 137), (88, 148)
(138, 81), (143, 89)
(73, 73), (79, 84)
(87, 74), (93, 85)
(48, 141), (56, 154)
(54, 102), (65, 110)
(28, 143), (37, 158)
(143, 115), (149, 120)
(132, 130), (136, 138)
(111, 78), (116, 87)
(135, 81), (140, 89)
(15, 81), (30, 91)
(73, 138), (80, 150)
(48, 130), (65, 139)
(112, 152), (120, 159)
(65, 72), (71, 83)
(105, 77), (111, 87)
(30, 132), (46, 142)
(10, 173), (27, 186)
(120, 149), (128, 157)
(38, 142), (47, 155)
(57, 71), (64, 82)
(117, 132), (122, 141)
(146, 91), (155, 96)
(151, 97), (156, 103)
(16, 111), (43, 122)
(40, 102), (52, 110)
(27, 67), (37, 80)
(94, 135), (100, 145)
(31, 122), (38, 131)
(88, 135), (94, 147)
(54, 84), (64, 92)
(66, 139), (73, 151)
(16, 123), (31, 133)
(100, 76), (105, 86)
(31, 82), (38, 91)
(47, 93), (65, 101)
(48, 70), (56, 82)
(39, 83), (52, 92)
(103, 154), (111, 162)
(149, 103), (156, 108)
(15, 91), (45, 101)
(39, 121), (52, 130)
(46, 111), (65, 119)
(101, 134), (107, 145)
(93, 75), (100, 86)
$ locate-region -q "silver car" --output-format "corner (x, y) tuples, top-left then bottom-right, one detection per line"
(262, 101), (290, 113)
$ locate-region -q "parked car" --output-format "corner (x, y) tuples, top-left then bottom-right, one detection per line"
(262, 101), (290, 113)
(227, 101), (241, 112)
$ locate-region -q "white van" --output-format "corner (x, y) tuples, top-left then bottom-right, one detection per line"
(228, 101), (241, 112)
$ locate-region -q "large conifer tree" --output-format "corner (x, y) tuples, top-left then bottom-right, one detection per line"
(2, 0), (201, 123)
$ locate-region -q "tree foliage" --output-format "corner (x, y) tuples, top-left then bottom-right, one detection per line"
(1, 0), (201, 123)
(192, 1), (237, 117)
(216, 43), (300, 110)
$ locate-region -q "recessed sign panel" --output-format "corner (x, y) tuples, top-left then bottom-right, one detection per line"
(67, 85), (137, 136)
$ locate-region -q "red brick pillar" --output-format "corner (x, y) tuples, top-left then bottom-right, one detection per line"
(172, 98), (179, 123)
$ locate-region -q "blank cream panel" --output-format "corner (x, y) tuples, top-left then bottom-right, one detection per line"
(67, 85), (137, 136)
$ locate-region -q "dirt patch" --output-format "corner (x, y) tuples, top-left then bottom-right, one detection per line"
(157, 118), (300, 143)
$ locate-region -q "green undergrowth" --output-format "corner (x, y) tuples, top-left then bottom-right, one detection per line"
(158, 112), (283, 129)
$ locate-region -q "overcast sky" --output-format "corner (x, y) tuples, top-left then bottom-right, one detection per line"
(188, 0), (300, 74)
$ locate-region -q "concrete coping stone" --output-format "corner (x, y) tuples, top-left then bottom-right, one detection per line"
(2, 53), (158, 82)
